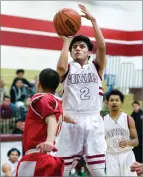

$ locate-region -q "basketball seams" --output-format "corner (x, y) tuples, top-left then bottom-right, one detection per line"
(62, 9), (80, 16)
(54, 14), (59, 34)
(55, 12), (64, 35)
(59, 11), (73, 36)
(62, 10), (80, 28)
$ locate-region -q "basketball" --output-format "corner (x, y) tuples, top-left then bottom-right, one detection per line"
(53, 8), (81, 36)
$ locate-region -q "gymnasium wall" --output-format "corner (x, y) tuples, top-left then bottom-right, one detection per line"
(1, 1), (142, 70)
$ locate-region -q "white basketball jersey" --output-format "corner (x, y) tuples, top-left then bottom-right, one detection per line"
(62, 61), (102, 112)
(104, 112), (133, 153)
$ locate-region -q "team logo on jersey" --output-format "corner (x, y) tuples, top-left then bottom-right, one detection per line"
(67, 73), (98, 85)
(105, 128), (129, 139)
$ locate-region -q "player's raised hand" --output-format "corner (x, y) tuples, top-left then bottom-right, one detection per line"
(36, 141), (55, 153)
(78, 4), (95, 22)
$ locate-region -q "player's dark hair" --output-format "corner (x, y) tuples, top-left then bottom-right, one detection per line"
(132, 101), (140, 106)
(7, 148), (21, 157)
(106, 89), (125, 103)
(69, 35), (94, 52)
(16, 69), (25, 74)
(39, 68), (60, 92)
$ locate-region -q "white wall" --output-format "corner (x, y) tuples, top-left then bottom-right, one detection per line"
(1, 46), (62, 70)
(1, 1), (142, 30)
(2, 46), (142, 71)
(90, 1), (142, 30)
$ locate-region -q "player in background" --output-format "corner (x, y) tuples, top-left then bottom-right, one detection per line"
(16, 68), (76, 177)
(104, 89), (139, 176)
(56, 4), (107, 177)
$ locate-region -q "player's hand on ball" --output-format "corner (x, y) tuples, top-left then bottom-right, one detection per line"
(36, 141), (54, 153)
(58, 34), (73, 42)
(78, 4), (95, 22)
(119, 140), (128, 148)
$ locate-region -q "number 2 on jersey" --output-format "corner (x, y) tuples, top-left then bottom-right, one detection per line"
(80, 87), (90, 100)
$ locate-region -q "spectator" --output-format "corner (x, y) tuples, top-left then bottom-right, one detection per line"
(11, 69), (34, 97)
(69, 157), (90, 176)
(55, 89), (63, 98)
(12, 97), (31, 134)
(11, 69), (33, 88)
(10, 78), (27, 107)
(0, 96), (13, 119)
(30, 75), (38, 95)
(0, 96), (18, 134)
(131, 101), (143, 163)
(2, 148), (21, 177)
(0, 80), (9, 104)
(75, 157), (89, 176)
(100, 95), (109, 117)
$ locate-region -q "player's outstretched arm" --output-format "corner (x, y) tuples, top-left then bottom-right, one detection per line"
(78, 4), (106, 78)
(56, 35), (73, 78)
(36, 115), (57, 153)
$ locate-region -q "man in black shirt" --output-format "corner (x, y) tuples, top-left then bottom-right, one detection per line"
(131, 101), (143, 163)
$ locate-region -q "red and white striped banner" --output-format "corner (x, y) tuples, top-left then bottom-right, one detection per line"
(0, 14), (142, 56)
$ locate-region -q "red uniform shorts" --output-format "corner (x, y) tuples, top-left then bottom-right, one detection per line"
(16, 151), (64, 176)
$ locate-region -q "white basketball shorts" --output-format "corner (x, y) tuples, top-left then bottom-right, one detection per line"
(55, 111), (107, 171)
(106, 150), (137, 176)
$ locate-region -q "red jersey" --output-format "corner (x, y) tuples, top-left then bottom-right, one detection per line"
(23, 93), (63, 153)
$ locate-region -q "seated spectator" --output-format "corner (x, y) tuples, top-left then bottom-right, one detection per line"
(11, 69), (34, 97)
(55, 89), (63, 98)
(0, 96), (18, 134)
(10, 78), (27, 107)
(0, 79), (9, 104)
(30, 75), (38, 95)
(12, 97), (31, 134)
(2, 148), (21, 177)
(0, 96), (13, 119)
(11, 69), (33, 88)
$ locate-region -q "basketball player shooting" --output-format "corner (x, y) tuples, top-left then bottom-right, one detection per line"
(15, 68), (76, 177)
(56, 4), (107, 177)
